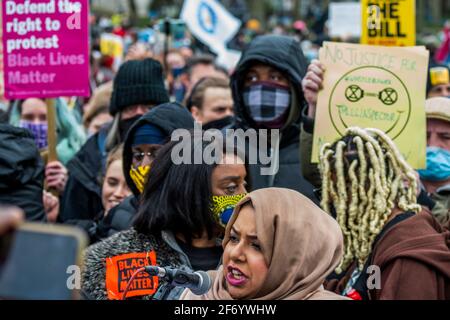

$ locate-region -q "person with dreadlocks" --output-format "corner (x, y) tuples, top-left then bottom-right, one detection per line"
(319, 127), (450, 300)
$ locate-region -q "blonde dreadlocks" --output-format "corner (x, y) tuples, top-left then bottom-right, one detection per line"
(319, 127), (421, 274)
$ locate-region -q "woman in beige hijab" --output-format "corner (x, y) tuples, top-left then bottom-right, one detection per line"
(181, 187), (348, 300)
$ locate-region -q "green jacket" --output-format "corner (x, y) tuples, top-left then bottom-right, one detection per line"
(300, 123), (321, 189)
(428, 187), (450, 225)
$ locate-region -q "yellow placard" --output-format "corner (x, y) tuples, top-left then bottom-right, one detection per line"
(429, 67), (450, 87)
(100, 33), (124, 58)
(361, 0), (415, 46)
(312, 42), (429, 169)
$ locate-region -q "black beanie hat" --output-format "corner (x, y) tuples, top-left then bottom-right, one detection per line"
(109, 58), (170, 115)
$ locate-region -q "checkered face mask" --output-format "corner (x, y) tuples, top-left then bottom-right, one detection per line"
(243, 81), (291, 128)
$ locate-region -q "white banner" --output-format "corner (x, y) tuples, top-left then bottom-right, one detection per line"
(180, 0), (241, 53)
(329, 2), (361, 38)
(215, 46), (241, 72)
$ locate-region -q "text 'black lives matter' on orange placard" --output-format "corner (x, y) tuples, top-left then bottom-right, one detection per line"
(106, 251), (159, 300)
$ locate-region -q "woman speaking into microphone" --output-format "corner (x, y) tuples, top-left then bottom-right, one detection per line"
(181, 188), (348, 300)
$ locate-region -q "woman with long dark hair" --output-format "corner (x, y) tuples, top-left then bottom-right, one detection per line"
(82, 131), (249, 300)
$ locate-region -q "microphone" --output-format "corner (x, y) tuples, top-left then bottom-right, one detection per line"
(144, 266), (212, 295)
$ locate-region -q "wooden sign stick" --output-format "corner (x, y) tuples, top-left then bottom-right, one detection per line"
(46, 98), (58, 163)
(46, 98), (59, 197)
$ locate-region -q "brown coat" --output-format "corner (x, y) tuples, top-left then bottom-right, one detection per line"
(326, 210), (450, 300)
(369, 210), (450, 300)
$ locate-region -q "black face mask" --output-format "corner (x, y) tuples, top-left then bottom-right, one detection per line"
(202, 116), (234, 130)
(119, 115), (142, 141)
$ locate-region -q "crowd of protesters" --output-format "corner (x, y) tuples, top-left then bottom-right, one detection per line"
(0, 11), (449, 301)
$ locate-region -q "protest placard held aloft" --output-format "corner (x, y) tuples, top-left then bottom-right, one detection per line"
(1, 0), (90, 99)
(312, 42), (429, 169)
(361, 0), (415, 47)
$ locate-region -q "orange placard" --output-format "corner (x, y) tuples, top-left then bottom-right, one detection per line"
(105, 251), (159, 300)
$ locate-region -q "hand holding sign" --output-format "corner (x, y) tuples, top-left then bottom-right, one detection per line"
(312, 42), (429, 169)
(45, 161), (68, 193)
(302, 59), (325, 118)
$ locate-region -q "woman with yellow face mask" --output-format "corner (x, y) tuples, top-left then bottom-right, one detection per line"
(98, 102), (195, 239)
(82, 130), (249, 300)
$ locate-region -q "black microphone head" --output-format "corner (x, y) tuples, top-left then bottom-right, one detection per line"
(190, 271), (212, 295)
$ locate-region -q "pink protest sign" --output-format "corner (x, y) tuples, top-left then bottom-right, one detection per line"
(1, 0), (90, 99)
(0, 8), (4, 98)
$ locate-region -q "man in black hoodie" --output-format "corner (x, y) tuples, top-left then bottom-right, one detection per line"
(59, 58), (170, 223)
(0, 124), (45, 221)
(229, 35), (316, 201)
(96, 102), (195, 239)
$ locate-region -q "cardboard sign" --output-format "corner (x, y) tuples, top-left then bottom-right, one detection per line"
(105, 252), (159, 300)
(312, 42), (429, 169)
(1, 0), (90, 99)
(361, 0), (415, 46)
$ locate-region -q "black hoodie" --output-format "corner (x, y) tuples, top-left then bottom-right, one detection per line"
(230, 35), (317, 202)
(0, 124), (45, 221)
(98, 102), (195, 238)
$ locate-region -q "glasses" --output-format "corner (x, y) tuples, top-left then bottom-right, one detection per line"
(132, 151), (155, 163)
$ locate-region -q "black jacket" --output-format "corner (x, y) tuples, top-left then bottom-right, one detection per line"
(229, 35), (317, 202)
(97, 102), (195, 237)
(59, 127), (106, 222)
(0, 124), (45, 221)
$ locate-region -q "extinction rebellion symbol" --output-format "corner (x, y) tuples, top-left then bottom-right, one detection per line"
(197, 1), (217, 34)
(329, 66), (411, 140)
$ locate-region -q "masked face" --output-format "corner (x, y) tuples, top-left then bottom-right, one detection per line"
(243, 81), (291, 129)
(210, 153), (248, 226)
(418, 146), (450, 182)
(129, 164), (150, 193)
(211, 193), (247, 227)
(171, 66), (185, 78)
(19, 120), (48, 150)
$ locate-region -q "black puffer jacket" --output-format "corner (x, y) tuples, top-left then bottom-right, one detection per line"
(229, 35), (317, 202)
(0, 124), (45, 221)
(99, 102), (195, 237)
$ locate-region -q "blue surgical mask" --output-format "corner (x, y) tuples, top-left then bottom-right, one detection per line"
(418, 146), (450, 182)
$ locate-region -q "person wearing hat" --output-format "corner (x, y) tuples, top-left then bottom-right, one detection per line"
(95, 102), (195, 239)
(59, 58), (170, 224)
(427, 64), (450, 98)
(418, 97), (450, 225)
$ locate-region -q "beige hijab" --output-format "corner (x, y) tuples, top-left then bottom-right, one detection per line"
(181, 187), (348, 300)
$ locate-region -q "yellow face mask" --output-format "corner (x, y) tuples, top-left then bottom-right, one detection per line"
(129, 165), (150, 193)
(211, 193), (247, 227)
